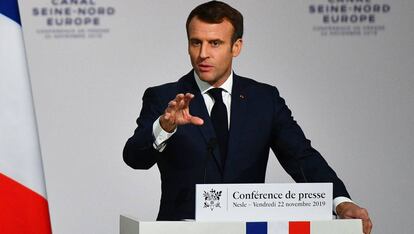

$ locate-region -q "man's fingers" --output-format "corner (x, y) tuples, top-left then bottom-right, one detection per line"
(185, 93), (194, 99)
(190, 116), (204, 125)
(175, 93), (185, 100)
(166, 100), (177, 110)
(362, 217), (373, 234)
(183, 93), (195, 106)
(174, 93), (185, 105)
(347, 206), (372, 234)
(169, 93), (194, 110)
(178, 98), (186, 109)
(176, 93), (193, 110)
(181, 93), (193, 110)
(165, 101), (177, 119)
(336, 202), (372, 234)
(358, 208), (372, 234)
(349, 207), (369, 220)
(163, 93), (199, 127)
(358, 208), (369, 220)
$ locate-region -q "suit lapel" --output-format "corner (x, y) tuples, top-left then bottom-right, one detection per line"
(178, 72), (224, 173)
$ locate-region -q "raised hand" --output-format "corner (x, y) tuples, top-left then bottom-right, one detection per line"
(159, 93), (204, 132)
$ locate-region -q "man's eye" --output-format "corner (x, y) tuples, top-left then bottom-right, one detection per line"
(191, 40), (201, 46)
(211, 41), (221, 47)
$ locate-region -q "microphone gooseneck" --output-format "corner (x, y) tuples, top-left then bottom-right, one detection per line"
(203, 138), (217, 184)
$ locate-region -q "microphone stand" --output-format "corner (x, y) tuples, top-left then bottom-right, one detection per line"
(203, 138), (217, 184)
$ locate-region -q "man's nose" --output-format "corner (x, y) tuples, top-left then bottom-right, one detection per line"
(199, 43), (209, 59)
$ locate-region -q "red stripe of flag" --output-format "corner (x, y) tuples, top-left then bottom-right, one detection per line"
(289, 221), (310, 234)
(0, 173), (52, 234)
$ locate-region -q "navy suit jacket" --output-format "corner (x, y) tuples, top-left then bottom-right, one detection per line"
(123, 71), (350, 220)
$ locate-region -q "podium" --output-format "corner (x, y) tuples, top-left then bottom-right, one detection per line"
(120, 215), (363, 234)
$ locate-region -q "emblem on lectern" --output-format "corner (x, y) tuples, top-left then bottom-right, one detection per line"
(203, 189), (222, 211)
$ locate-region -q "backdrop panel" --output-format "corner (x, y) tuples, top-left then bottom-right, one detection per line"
(18, 0), (414, 233)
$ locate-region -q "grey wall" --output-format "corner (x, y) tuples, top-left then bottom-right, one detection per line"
(19, 0), (414, 233)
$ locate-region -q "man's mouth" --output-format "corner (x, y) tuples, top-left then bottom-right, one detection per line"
(198, 64), (213, 72)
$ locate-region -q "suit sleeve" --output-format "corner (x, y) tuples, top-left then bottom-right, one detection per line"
(123, 87), (164, 169)
(270, 87), (351, 199)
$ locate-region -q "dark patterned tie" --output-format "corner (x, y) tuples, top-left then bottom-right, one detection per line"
(208, 88), (229, 166)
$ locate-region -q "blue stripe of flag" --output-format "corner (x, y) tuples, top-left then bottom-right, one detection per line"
(0, 0), (21, 25)
(246, 222), (267, 234)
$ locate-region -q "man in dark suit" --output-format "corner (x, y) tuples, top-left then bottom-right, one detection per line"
(123, 1), (372, 233)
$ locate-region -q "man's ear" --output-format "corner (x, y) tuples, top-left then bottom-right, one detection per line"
(232, 38), (243, 57)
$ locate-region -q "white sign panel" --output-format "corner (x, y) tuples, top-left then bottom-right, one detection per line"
(196, 183), (332, 221)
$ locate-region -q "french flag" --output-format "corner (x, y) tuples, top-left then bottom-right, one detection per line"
(247, 222), (310, 234)
(0, 0), (52, 233)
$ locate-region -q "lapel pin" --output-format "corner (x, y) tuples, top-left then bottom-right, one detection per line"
(240, 94), (245, 99)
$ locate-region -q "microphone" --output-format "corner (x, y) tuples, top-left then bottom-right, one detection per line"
(295, 156), (308, 183)
(298, 162), (308, 183)
(203, 138), (217, 184)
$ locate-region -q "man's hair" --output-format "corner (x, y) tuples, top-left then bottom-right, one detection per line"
(186, 1), (244, 44)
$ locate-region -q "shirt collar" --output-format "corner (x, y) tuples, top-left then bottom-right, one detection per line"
(194, 71), (233, 95)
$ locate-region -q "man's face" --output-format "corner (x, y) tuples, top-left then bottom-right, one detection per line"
(188, 17), (242, 87)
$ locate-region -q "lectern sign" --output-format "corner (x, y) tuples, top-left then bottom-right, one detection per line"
(196, 183), (332, 221)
